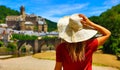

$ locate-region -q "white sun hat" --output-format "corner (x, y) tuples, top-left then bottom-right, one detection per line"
(57, 14), (97, 43)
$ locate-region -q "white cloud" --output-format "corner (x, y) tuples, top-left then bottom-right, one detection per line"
(49, 3), (88, 15)
(86, 0), (120, 17)
(88, 6), (110, 15)
(87, 10), (104, 17)
(104, 0), (120, 6)
(37, 3), (89, 22)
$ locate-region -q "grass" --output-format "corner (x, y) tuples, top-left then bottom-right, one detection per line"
(93, 52), (120, 69)
(33, 50), (120, 69)
(33, 51), (56, 60)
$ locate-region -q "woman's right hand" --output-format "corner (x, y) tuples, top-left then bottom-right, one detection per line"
(79, 14), (111, 47)
(78, 14), (92, 26)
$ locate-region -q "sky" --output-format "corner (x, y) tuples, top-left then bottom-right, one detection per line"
(0, 0), (120, 22)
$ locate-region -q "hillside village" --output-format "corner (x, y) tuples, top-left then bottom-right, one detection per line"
(0, 6), (58, 45)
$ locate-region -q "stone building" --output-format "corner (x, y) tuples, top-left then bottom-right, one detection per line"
(6, 6), (47, 32)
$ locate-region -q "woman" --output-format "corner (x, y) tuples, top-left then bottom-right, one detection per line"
(54, 14), (111, 70)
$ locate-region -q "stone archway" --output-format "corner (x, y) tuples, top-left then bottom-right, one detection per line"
(19, 43), (33, 55)
(16, 38), (62, 56)
(37, 38), (62, 52)
(17, 40), (36, 56)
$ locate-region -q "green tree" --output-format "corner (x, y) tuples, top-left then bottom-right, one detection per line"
(11, 34), (38, 40)
(0, 5), (20, 23)
(89, 4), (120, 54)
(0, 41), (4, 47)
(7, 42), (17, 53)
(45, 19), (57, 32)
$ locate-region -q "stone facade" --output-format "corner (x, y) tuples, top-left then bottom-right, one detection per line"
(6, 6), (47, 32)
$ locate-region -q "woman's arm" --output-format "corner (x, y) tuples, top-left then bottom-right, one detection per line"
(54, 62), (62, 70)
(79, 14), (111, 46)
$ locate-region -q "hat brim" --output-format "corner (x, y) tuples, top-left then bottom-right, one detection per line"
(59, 29), (97, 43)
(58, 16), (97, 43)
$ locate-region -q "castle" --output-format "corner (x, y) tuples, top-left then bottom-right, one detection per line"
(6, 6), (47, 32)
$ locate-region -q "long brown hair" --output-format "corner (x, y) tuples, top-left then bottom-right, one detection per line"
(66, 42), (86, 62)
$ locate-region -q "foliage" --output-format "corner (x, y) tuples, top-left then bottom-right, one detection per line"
(0, 46), (9, 53)
(89, 4), (120, 54)
(11, 34), (38, 40)
(7, 42), (17, 52)
(42, 36), (57, 40)
(0, 5), (20, 23)
(21, 46), (26, 52)
(45, 19), (57, 32)
(0, 41), (4, 47)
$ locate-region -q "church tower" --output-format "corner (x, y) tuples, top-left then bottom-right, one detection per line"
(20, 5), (26, 30)
(20, 5), (26, 19)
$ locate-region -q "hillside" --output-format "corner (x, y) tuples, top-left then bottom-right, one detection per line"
(89, 4), (120, 54)
(45, 19), (57, 32)
(0, 5), (20, 23)
(0, 5), (57, 32)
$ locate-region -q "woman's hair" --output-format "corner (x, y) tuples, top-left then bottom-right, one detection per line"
(66, 42), (86, 62)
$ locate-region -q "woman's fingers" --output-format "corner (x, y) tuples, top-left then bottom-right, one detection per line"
(79, 14), (87, 21)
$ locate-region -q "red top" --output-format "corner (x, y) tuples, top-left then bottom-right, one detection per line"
(56, 39), (98, 70)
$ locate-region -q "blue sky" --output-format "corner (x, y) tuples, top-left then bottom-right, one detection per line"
(0, 0), (120, 22)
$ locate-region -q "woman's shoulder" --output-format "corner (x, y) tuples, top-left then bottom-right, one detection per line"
(86, 38), (98, 46)
(86, 38), (98, 43)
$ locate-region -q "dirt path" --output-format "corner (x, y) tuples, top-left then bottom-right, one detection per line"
(0, 56), (118, 70)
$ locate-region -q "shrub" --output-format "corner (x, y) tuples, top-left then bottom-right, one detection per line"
(0, 41), (3, 47)
(0, 46), (8, 53)
(7, 42), (17, 52)
(11, 34), (38, 40)
(42, 36), (57, 40)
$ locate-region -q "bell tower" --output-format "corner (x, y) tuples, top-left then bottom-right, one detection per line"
(20, 5), (26, 19)
(20, 5), (26, 30)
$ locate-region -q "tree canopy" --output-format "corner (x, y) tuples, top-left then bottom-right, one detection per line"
(11, 34), (38, 40)
(89, 4), (120, 54)
(45, 19), (57, 32)
(0, 5), (20, 23)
